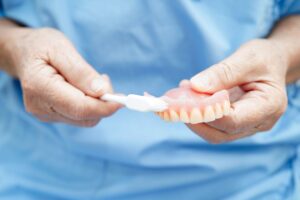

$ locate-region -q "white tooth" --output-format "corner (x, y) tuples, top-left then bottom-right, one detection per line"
(157, 112), (163, 118)
(223, 101), (231, 116)
(155, 112), (160, 118)
(170, 110), (179, 122)
(214, 103), (223, 119)
(203, 106), (216, 122)
(190, 108), (202, 124)
(163, 111), (170, 121)
(180, 109), (190, 123)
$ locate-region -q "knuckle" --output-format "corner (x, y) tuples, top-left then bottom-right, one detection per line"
(103, 103), (120, 116)
(76, 119), (100, 127)
(82, 120), (100, 127)
(254, 121), (275, 132)
(261, 124), (274, 132)
(256, 123), (273, 132)
(204, 136), (226, 144)
(100, 107), (116, 117)
(72, 106), (86, 120)
(216, 62), (235, 85)
(37, 117), (50, 123)
(207, 139), (224, 145)
(72, 103), (93, 120)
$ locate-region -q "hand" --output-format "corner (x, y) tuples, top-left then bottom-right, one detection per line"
(4, 27), (120, 127)
(189, 39), (288, 143)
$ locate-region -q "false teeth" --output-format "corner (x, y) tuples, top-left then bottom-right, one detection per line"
(190, 108), (202, 124)
(157, 100), (231, 124)
(203, 106), (215, 122)
(170, 110), (179, 122)
(158, 81), (231, 124)
(163, 111), (170, 121)
(180, 109), (190, 123)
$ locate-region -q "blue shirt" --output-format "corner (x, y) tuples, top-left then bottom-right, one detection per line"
(1, 1), (300, 199)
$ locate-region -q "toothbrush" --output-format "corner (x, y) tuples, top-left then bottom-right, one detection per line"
(101, 93), (168, 112)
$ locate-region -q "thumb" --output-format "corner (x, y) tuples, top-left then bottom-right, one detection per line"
(49, 42), (111, 97)
(190, 58), (249, 93)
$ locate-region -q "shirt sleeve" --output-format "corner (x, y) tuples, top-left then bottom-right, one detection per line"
(0, 0), (4, 17)
(279, 0), (300, 17)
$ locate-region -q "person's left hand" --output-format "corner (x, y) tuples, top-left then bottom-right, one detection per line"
(188, 39), (288, 143)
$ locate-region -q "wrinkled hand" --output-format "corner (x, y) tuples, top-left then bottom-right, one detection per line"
(6, 28), (120, 126)
(189, 39), (288, 143)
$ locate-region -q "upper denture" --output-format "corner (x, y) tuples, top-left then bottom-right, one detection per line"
(158, 81), (231, 124)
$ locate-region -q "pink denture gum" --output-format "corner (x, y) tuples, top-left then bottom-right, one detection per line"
(157, 81), (231, 124)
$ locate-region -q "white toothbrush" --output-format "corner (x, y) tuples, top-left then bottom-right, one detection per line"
(101, 93), (168, 112)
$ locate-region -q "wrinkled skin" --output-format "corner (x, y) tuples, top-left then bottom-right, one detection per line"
(188, 39), (288, 143)
(1, 25), (120, 127)
(159, 16), (300, 144)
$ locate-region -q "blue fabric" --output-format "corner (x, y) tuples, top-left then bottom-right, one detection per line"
(278, 0), (300, 17)
(0, 1), (300, 199)
(0, 0), (3, 17)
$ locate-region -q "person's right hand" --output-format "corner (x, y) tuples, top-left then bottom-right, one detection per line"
(4, 27), (120, 127)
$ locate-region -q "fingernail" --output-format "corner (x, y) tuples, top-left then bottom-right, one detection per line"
(91, 76), (108, 93)
(190, 74), (212, 91)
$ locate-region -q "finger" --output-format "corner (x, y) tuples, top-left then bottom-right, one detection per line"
(42, 73), (121, 121)
(228, 86), (245, 102)
(34, 103), (102, 127)
(207, 83), (285, 134)
(190, 46), (261, 93)
(187, 123), (250, 144)
(48, 38), (112, 97)
(179, 79), (190, 87)
(36, 113), (101, 127)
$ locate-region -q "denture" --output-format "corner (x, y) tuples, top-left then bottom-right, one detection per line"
(156, 81), (231, 124)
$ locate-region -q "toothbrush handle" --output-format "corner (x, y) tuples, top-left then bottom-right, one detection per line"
(101, 94), (127, 105)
